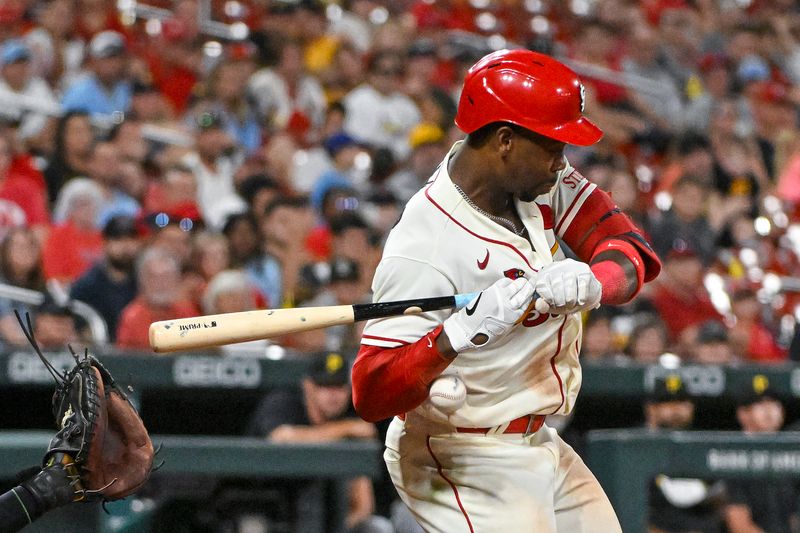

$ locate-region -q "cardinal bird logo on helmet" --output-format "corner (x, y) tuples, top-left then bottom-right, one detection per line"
(503, 268), (526, 280)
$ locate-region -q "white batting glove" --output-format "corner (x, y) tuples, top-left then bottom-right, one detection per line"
(443, 277), (535, 353)
(533, 258), (602, 315)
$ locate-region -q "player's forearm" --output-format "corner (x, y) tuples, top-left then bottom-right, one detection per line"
(352, 325), (453, 422)
(268, 420), (372, 443)
(590, 250), (638, 305)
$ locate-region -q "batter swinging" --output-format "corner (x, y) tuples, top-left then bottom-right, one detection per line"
(352, 49), (661, 532)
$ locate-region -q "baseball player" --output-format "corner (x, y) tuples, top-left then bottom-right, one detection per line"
(351, 49), (661, 532)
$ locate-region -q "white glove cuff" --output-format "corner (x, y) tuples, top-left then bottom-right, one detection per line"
(443, 317), (476, 353)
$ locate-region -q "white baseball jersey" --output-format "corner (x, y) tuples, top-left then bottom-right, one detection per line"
(362, 141), (601, 428)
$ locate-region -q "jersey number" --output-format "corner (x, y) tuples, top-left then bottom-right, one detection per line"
(521, 309), (555, 327)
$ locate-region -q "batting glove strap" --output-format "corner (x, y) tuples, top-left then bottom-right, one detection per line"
(533, 258), (602, 315)
(443, 277), (535, 353)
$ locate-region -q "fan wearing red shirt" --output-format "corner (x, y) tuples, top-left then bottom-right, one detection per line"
(116, 245), (198, 351)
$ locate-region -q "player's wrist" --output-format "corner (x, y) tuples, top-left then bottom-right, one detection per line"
(435, 328), (459, 359)
(20, 464), (76, 512)
(442, 317), (475, 353)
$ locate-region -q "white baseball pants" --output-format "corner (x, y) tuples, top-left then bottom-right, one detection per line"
(384, 414), (621, 533)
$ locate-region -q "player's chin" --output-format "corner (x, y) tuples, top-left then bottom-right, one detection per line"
(520, 181), (556, 201)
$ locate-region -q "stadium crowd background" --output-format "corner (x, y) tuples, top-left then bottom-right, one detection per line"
(1, 0), (800, 531)
(0, 0), (797, 362)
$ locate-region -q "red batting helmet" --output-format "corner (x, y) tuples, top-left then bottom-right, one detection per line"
(455, 49), (603, 146)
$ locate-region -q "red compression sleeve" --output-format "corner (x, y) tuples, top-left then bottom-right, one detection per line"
(590, 238), (646, 304)
(591, 260), (631, 305)
(352, 325), (453, 422)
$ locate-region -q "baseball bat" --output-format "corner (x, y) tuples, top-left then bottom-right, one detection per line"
(149, 292), (480, 353)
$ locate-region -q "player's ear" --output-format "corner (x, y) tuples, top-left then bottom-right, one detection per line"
(496, 125), (514, 157)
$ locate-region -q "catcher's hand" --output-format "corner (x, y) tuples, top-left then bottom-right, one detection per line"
(16, 311), (156, 503)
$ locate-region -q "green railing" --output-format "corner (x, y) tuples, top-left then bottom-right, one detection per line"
(0, 431), (382, 533)
(586, 429), (800, 533)
(2, 350), (798, 399)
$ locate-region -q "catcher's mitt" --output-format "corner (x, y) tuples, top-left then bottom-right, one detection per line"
(16, 311), (156, 502)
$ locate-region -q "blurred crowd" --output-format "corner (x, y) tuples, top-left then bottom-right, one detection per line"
(2, 2), (800, 531)
(0, 0), (798, 367)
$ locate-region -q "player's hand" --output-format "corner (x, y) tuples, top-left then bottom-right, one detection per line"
(533, 258), (602, 315)
(443, 277), (535, 353)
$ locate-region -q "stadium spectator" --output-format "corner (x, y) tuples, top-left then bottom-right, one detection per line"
(192, 44), (261, 154)
(0, 227), (45, 346)
(605, 169), (647, 229)
(24, 0), (83, 90)
(222, 212), (260, 269)
(182, 231), (231, 311)
(329, 212), (379, 297)
(201, 269), (267, 356)
(143, 14), (202, 115)
(748, 80), (797, 180)
(647, 175), (721, 264)
(728, 288), (787, 363)
(385, 122), (448, 203)
(69, 215), (140, 343)
(115, 245), (197, 351)
(258, 196), (316, 307)
(32, 298), (81, 350)
(306, 185), (360, 261)
(310, 132), (363, 214)
(42, 178), (104, 284)
(684, 54), (734, 133)
(237, 173), (282, 226)
(144, 209), (199, 271)
(621, 24), (685, 133)
(322, 42), (367, 104)
(645, 373), (726, 533)
(127, 80), (175, 123)
(42, 111), (94, 203)
(300, 257), (368, 353)
(108, 118), (148, 166)
(180, 111), (246, 231)
(342, 49), (421, 161)
(724, 378), (798, 533)
(626, 317), (670, 364)
(86, 141), (140, 227)
(707, 99), (768, 203)
(246, 351), (391, 533)
(581, 308), (626, 362)
(688, 320), (739, 365)
(142, 164), (199, 219)
(248, 37), (327, 143)
(61, 31), (132, 117)
(0, 129), (49, 239)
(656, 132), (716, 194)
(651, 245), (724, 347)
(0, 39), (57, 143)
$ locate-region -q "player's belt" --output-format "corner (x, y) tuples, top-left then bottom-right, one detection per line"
(456, 414), (545, 435)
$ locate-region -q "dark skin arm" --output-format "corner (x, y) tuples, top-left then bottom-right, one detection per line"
(591, 249), (639, 301)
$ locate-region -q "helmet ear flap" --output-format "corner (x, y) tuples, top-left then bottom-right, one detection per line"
(454, 49), (603, 146)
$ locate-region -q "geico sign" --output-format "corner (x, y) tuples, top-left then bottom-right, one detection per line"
(173, 356), (261, 387)
(644, 365), (726, 396)
(7, 351), (76, 384)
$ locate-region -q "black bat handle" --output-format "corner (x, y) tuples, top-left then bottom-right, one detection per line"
(352, 293), (478, 322)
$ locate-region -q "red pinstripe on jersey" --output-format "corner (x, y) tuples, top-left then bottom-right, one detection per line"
(554, 179), (592, 236)
(426, 436), (475, 533)
(424, 182), (534, 270)
(360, 334), (411, 347)
(548, 316), (568, 414)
